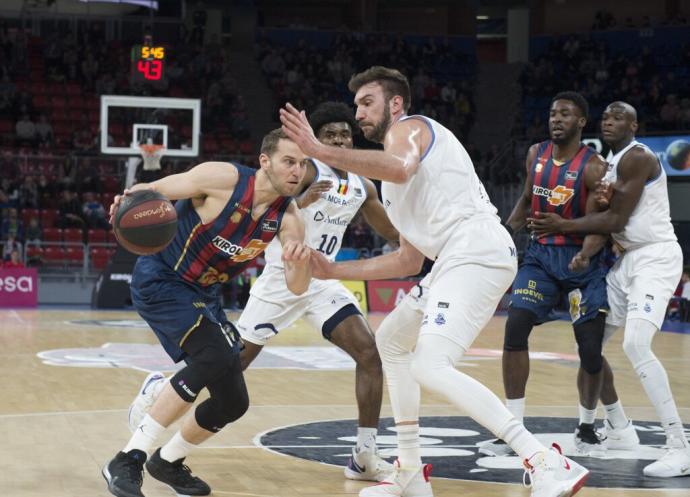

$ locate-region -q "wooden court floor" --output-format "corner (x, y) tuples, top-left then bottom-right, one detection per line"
(1, 308), (689, 497)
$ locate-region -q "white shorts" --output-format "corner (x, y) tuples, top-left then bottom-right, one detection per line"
(238, 267), (360, 346)
(419, 219), (518, 350)
(606, 241), (683, 329)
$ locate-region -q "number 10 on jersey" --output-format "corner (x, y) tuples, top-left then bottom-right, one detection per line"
(318, 234), (338, 255)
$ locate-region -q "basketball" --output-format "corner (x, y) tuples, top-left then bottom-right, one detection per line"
(113, 190), (178, 255)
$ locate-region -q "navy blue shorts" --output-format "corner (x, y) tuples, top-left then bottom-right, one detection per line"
(131, 256), (233, 363)
(510, 243), (609, 325)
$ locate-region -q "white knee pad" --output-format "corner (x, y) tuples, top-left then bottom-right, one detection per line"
(622, 318), (657, 368)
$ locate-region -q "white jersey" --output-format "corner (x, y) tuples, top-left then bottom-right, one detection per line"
(262, 158), (368, 268)
(381, 115), (499, 260)
(604, 140), (676, 250)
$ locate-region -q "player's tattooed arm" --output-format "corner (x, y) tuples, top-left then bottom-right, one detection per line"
(359, 177), (399, 242)
(311, 236), (422, 281)
(279, 201), (312, 295)
(505, 143), (539, 234)
(529, 147), (656, 236)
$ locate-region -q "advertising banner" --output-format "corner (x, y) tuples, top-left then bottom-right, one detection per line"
(367, 280), (417, 313)
(0, 268), (38, 308)
(341, 280), (368, 313)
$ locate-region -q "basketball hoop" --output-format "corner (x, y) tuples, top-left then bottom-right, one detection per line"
(139, 143), (165, 171)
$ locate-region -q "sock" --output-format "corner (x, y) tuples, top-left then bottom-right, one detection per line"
(356, 427), (377, 452)
(505, 397), (526, 423)
(160, 430), (197, 462)
(500, 418), (545, 461)
(578, 404), (597, 425)
(604, 401), (629, 429)
(396, 424), (421, 468)
(124, 414), (165, 454)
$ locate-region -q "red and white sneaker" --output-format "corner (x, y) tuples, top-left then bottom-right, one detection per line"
(359, 460), (433, 497)
(524, 444), (589, 497)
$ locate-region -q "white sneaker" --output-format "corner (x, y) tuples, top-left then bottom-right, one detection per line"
(573, 423), (607, 456)
(525, 443), (589, 497)
(643, 445), (690, 478)
(359, 461), (433, 497)
(601, 419), (639, 450)
(344, 447), (395, 482)
(477, 438), (516, 457)
(127, 371), (166, 432)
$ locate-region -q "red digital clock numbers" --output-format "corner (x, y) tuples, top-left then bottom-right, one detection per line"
(131, 44), (167, 83)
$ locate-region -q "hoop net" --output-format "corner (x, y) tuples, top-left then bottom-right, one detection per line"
(139, 144), (165, 171)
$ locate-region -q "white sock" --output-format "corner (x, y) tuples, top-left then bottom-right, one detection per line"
(500, 418), (545, 460)
(505, 397), (526, 423)
(123, 414), (165, 454)
(357, 427), (377, 452)
(579, 404), (597, 425)
(160, 430), (197, 462)
(604, 401), (629, 429)
(396, 424), (421, 468)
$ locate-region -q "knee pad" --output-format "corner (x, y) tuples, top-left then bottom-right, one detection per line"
(574, 313), (605, 374)
(171, 319), (238, 402)
(503, 307), (537, 351)
(195, 365), (249, 432)
(622, 318), (657, 368)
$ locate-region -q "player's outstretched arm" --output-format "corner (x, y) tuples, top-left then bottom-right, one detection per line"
(280, 103), (425, 183)
(528, 147), (655, 236)
(311, 236), (423, 281)
(359, 178), (399, 242)
(505, 143), (539, 234)
(279, 201), (312, 295)
(109, 162), (239, 222)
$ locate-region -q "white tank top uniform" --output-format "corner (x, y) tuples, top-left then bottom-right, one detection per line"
(604, 140), (682, 329)
(238, 159), (368, 345)
(384, 116), (518, 350)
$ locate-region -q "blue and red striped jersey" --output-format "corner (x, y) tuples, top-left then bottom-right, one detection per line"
(529, 141), (594, 246)
(156, 164), (291, 287)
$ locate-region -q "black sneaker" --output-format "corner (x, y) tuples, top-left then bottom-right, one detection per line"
(574, 422), (607, 455)
(102, 449), (147, 497)
(145, 448), (211, 496)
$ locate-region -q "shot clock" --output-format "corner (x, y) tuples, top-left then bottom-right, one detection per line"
(131, 41), (166, 84)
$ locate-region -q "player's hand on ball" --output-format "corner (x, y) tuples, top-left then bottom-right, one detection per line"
(281, 240), (310, 265)
(594, 180), (613, 209)
(568, 252), (590, 272)
(109, 189), (133, 225)
(279, 103), (322, 157)
(297, 180), (332, 209)
(309, 249), (333, 279)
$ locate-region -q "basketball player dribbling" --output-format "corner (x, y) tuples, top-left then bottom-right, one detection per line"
(102, 129), (312, 497)
(529, 101), (690, 477)
(280, 66), (589, 497)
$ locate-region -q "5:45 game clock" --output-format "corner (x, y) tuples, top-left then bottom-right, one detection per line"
(131, 44), (167, 85)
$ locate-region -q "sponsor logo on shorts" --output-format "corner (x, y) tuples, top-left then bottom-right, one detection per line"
(132, 201), (173, 220)
(438, 302), (450, 309)
(645, 294), (654, 300)
(434, 313), (446, 325)
(629, 302), (639, 312)
(178, 380), (197, 398)
(644, 303), (652, 313)
(259, 416), (690, 490)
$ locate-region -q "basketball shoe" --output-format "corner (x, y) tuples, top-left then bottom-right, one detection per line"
(601, 419), (639, 450)
(102, 449), (146, 497)
(344, 447), (395, 481)
(128, 371), (166, 432)
(477, 438), (516, 457)
(145, 448), (211, 496)
(643, 435), (690, 478)
(359, 460), (433, 497)
(524, 443), (589, 497)
(573, 423), (606, 456)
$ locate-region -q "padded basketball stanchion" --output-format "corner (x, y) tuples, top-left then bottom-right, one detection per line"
(91, 245), (138, 309)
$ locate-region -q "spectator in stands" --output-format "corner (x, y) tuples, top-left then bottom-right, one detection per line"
(81, 192), (109, 230)
(18, 176), (39, 209)
(36, 174), (54, 208)
(2, 248), (24, 268)
(57, 156), (78, 191)
(34, 114), (54, 146)
(2, 234), (22, 261)
(57, 189), (85, 229)
(15, 113), (36, 147)
(25, 217), (42, 245)
(72, 127), (94, 153)
(0, 74), (15, 116)
(1, 207), (23, 241)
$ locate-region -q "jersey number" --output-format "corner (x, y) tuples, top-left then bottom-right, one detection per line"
(317, 234), (338, 255)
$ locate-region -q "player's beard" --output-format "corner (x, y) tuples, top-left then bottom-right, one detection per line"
(365, 101), (392, 143)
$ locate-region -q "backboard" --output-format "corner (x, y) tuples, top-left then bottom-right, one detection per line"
(100, 95), (201, 157)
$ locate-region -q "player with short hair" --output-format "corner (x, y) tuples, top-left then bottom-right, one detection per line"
(529, 101), (690, 477)
(281, 66), (589, 497)
(102, 129), (312, 497)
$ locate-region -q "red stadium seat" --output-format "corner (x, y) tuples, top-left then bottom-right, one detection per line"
(42, 228), (62, 242)
(63, 228), (84, 243)
(26, 245), (43, 261)
(90, 247), (111, 270)
(40, 209), (59, 228)
(87, 229), (107, 244)
(22, 208), (40, 226)
(43, 246), (66, 266)
(65, 246), (85, 266)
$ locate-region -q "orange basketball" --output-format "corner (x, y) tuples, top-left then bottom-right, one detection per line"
(113, 190), (177, 255)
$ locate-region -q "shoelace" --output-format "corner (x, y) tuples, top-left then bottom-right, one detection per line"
(522, 460), (533, 488)
(170, 462), (202, 484)
(121, 455), (144, 484)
